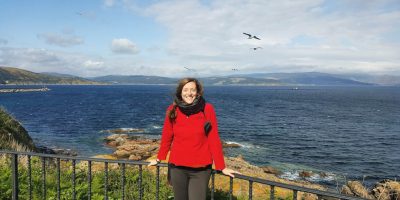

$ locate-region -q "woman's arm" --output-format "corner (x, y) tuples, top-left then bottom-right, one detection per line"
(157, 106), (174, 160)
(205, 104), (226, 170)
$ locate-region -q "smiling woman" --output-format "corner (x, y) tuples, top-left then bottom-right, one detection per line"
(148, 77), (240, 200)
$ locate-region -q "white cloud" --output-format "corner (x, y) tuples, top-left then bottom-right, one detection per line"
(83, 60), (104, 70)
(136, 0), (400, 76)
(111, 38), (140, 54)
(104, 0), (115, 7)
(37, 32), (84, 47)
(2, 0), (399, 77)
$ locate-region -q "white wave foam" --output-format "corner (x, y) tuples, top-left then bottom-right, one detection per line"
(225, 141), (263, 149)
(152, 125), (161, 129)
(279, 170), (336, 182)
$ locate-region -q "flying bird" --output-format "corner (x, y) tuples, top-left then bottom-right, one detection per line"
(184, 67), (195, 71)
(243, 33), (261, 40)
(232, 68), (239, 71)
(251, 47), (263, 50)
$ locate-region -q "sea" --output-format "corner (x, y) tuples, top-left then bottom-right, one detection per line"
(1, 85), (399, 188)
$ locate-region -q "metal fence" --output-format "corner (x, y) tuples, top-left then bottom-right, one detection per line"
(0, 150), (366, 200)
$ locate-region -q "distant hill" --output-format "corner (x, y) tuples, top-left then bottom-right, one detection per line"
(90, 75), (177, 85)
(337, 74), (400, 86)
(235, 72), (374, 86)
(89, 73), (377, 86)
(89, 75), (283, 86)
(2, 66), (397, 86)
(0, 66), (104, 85)
(200, 76), (282, 85)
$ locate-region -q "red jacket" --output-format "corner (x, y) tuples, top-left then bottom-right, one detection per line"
(157, 103), (226, 170)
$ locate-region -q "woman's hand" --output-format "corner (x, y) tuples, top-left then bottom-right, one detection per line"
(222, 168), (241, 178)
(148, 159), (160, 166)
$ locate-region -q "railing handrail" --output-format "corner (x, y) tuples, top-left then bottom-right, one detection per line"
(0, 150), (368, 200)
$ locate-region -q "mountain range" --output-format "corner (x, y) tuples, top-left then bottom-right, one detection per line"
(1, 66), (399, 86)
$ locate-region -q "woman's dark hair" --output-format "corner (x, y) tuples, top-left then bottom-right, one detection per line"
(168, 78), (204, 121)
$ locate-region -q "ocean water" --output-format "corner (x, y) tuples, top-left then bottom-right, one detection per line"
(1, 85), (399, 187)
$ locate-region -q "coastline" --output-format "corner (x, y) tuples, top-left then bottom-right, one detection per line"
(0, 87), (50, 93)
(100, 133), (400, 199)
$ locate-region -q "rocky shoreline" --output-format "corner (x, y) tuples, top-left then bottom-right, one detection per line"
(0, 87), (50, 93)
(101, 133), (399, 200)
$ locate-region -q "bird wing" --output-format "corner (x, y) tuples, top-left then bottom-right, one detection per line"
(253, 36), (261, 40)
(243, 33), (251, 37)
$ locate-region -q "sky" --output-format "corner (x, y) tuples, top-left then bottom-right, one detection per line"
(0, 0), (399, 77)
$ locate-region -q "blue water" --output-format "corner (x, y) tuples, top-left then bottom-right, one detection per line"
(1, 85), (399, 187)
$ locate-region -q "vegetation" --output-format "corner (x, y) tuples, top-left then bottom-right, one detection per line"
(0, 156), (255, 200)
(0, 156), (173, 200)
(0, 107), (36, 152)
(0, 66), (102, 85)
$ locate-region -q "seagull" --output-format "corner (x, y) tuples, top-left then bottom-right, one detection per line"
(232, 68), (239, 71)
(251, 47), (263, 50)
(184, 67), (195, 71)
(243, 32), (261, 40)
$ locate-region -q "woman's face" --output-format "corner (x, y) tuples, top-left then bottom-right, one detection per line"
(181, 81), (198, 104)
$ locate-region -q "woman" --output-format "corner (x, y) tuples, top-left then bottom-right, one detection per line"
(149, 78), (239, 200)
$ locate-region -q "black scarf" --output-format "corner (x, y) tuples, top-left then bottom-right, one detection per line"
(175, 96), (206, 116)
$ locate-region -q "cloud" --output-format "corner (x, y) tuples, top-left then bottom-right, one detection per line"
(111, 38), (139, 54)
(37, 32), (84, 47)
(104, 0), (116, 7)
(135, 0), (400, 75)
(0, 38), (7, 45)
(83, 60), (104, 70)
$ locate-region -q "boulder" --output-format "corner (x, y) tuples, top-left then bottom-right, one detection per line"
(222, 142), (241, 148)
(341, 185), (355, 196)
(372, 180), (400, 200)
(261, 166), (282, 176)
(299, 171), (313, 178)
(347, 181), (374, 199)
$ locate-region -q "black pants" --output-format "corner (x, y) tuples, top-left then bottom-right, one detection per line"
(169, 164), (212, 200)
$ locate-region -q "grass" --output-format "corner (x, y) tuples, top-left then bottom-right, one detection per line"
(0, 107), (36, 152)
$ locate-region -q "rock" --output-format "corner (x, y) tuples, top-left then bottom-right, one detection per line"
(222, 142), (241, 148)
(129, 155), (142, 160)
(261, 166), (282, 176)
(347, 181), (374, 199)
(299, 171), (313, 178)
(52, 148), (78, 156)
(302, 193), (318, 200)
(107, 135), (160, 160)
(102, 128), (145, 134)
(372, 179), (400, 200)
(113, 149), (131, 158)
(341, 185), (355, 196)
(105, 134), (128, 141)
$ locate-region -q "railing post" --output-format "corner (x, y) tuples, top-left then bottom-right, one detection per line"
(41, 157), (46, 200)
(270, 185), (275, 200)
(248, 180), (253, 200)
(139, 165), (143, 200)
(27, 155), (32, 200)
(57, 158), (61, 200)
(105, 162), (109, 200)
(121, 163), (126, 200)
(210, 172), (215, 200)
(12, 154), (19, 200)
(229, 176), (233, 200)
(156, 166), (160, 200)
(72, 159), (76, 200)
(88, 161), (92, 200)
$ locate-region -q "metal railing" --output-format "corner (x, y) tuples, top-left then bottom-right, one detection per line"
(0, 150), (367, 200)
